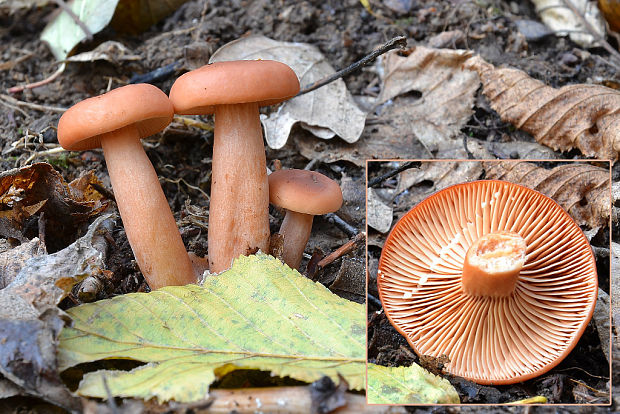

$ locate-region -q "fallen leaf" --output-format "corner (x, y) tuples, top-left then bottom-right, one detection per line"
(373, 47), (479, 156)
(111, 0), (191, 34)
(366, 363), (460, 404)
(0, 163), (109, 252)
(0, 214), (114, 412)
(532, 0), (605, 47)
(58, 253), (365, 403)
(466, 55), (620, 161)
(594, 289), (610, 362)
(65, 40), (140, 64)
(296, 47), (488, 165)
(209, 35), (366, 149)
(41, 0), (120, 60)
(483, 161), (610, 229)
(367, 188), (393, 233)
(0, 238), (44, 289)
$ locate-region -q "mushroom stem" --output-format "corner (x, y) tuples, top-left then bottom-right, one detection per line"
(279, 210), (314, 270)
(209, 103), (270, 273)
(461, 231), (526, 298)
(101, 124), (196, 289)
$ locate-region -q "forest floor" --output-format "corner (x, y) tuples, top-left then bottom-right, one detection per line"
(0, 0), (618, 412)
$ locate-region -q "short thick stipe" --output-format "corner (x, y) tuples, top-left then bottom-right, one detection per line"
(461, 231), (526, 298)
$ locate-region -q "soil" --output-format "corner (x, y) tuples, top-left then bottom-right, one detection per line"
(0, 0), (618, 412)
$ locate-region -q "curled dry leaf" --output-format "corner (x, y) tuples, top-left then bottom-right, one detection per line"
(466, 56), (620, 161)
(65, 40), (140, 65)
(484, 161), (610, 229)
(0, 163), (109, 251)
(0, 214), (114, 412)
(532, 0), (605, 47)
(297, 47), (483, 165)
(210, 35), (366, 149)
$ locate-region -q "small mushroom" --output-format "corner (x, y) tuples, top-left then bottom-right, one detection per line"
(57, 84), (196, 290)
(377, 180), (598, 384)
(169, 60), (300, 273)
(268, 169), (343, 269)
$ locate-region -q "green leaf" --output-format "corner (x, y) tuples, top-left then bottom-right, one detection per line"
(41, 0), (120, 60)
(58, 253), (365, 403)
(367, 363), (460, 404)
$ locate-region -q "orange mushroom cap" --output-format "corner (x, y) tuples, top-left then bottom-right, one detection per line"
(168, 60), (300, 115)
(268, 169), (343, 215)
(377, 180), (598, 385)
(57, 84), (174, 151)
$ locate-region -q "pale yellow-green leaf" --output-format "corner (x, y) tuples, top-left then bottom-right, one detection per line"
(367, 363), (460, 404)
(41, 0), (119, 60)
(58, 253), (365, 403)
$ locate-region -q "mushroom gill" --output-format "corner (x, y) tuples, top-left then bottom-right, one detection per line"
(377, 180), (598, 384)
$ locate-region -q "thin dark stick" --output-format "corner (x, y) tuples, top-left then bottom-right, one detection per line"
(368, 161), (420, 188)
(367, 293), (382, 309)
(296, 36), (407, 97)
(324, 213), (359, 237)
(54, 0), (94, 40)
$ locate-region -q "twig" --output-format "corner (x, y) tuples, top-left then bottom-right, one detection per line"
(53, 0), (93, 40)
(23, 146), (65, 165)
(367, 161), (421, 188)
(323, 213), (359, 237)
(560, 0), (620, 69)
(296, 36), (407, 97)
(0, 94), (67, 113)
(367, 293), (382, 309)
(129, 61), (182, 84)
(101, 374), (120, 414)
(8, 63), (66, 94)
(317, 232), (365, 270)
(191, 386), (391, 413)
(161, 176), (210, 200)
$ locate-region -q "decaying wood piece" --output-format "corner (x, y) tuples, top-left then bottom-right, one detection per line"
(484, 161), (610, 228)
(466, 56), (620, 161)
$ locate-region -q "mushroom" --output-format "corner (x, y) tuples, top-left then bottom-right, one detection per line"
(57, 84), (196, 290)
(268, 169), (343, 269)
(169, 60), (300, 273)
(377, 180), (598, 384)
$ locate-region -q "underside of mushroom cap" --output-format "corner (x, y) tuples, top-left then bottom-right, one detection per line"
(377, 180), (598, 385)
(58, 84), (174, 151)
(268, 169), (343, 215)
(169, 60), (300, 115)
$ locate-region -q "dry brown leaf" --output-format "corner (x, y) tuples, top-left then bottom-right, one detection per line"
(466, 56), (620, 161)
(0, 214), (114, 412)
(297, 47), (487, 165)
(484, 161), (610, 229)
(0, 163), (109, 251)
(375, 47), (479, 156)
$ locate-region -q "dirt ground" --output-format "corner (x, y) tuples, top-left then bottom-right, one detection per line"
(0, 0), (618, 412)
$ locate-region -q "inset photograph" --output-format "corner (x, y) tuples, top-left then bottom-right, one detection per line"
(366, 160), (611, 405)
